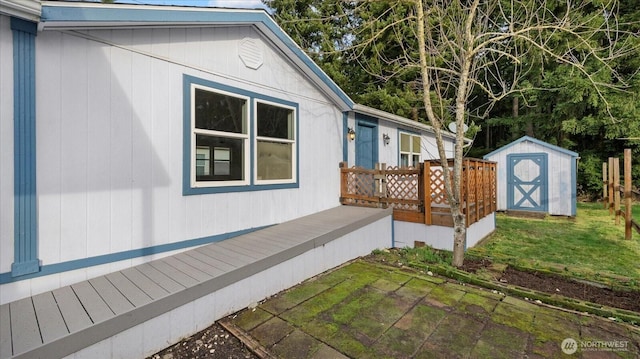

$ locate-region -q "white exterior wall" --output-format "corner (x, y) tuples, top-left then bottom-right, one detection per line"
(0, 15), (15, 277)
(485, 141), (574, 216)
(1, 25), (345, 303)
(394, 213), (495, 251)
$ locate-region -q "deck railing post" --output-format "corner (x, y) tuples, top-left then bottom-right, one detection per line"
(424, 160), (432, 225)
(339, 161), (348, 204)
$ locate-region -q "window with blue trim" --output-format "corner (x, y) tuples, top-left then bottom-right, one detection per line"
(184, 75), (298, 194)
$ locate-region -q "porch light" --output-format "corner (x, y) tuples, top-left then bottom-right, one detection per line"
(347, 127), (356, 141)
(382, 133), (390, 146)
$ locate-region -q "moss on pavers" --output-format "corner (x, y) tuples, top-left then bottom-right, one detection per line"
(350, 292), (416, 341)
(323, 329), (376, 358)
(270, 329), (321, 359)
(329, 287), (385, 325)
(456, 292), (499, 318)
(469, 322), (528, 359)
(234, 307), (273, 331)
(492, 302), (536, 332)
(395, 277), (438, 302)
(373, 305), (447, 358)
(415, 313), (485, 359)
(423, 282), (466, 307)
(530, 312), (581, 344)
(250, 316), (295, 348)
(260, 280), (332, 315)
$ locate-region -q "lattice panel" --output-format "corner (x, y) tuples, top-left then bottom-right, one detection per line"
(386, 166), (420, 210)
(467, 165), (476, 204)
(430, 168), (448, 204)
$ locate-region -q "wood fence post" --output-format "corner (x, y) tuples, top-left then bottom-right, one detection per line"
(625, 149), (632, 240)
(613, 157), (620, 225)
(339, 161), (347, 204)
(424, 160), (432, 225)
(464, 159), (470, 228)
(602, 162), (608, 208)
(608, 157), (614, 215)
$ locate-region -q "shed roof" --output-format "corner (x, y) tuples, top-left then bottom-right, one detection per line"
(39, 1), (354, 111)
(483, 135), (579, 159)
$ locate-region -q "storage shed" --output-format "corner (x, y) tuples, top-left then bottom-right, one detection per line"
(483, 136), (579, 216)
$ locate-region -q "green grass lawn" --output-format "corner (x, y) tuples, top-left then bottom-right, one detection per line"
(466, 202), (640, 288)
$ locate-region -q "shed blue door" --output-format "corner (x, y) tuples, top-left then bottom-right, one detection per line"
(355, 121), (377, 169)
(507, 153), (548, 212)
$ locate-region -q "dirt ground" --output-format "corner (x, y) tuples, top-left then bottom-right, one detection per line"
(148, 257), (640, 359)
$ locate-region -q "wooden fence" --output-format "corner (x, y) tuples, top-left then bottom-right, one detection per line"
(339, 159), (497, 227)
(603, 149), (639, 239)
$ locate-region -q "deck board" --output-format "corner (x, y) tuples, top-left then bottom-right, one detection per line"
(71, 281), (114, 323)
(105, 272), (153, 308)
(32, 292), (68, 343)
(51, 286), (93, 332)
(120, 267), (170, 300)
(1, 206), (392, 359)
(0, 304), (12, 358)
(135, 263), (186, 294)
(89, 276), (134, 315)
(148, 259), (201, 287)
(10, 298), (42, 355)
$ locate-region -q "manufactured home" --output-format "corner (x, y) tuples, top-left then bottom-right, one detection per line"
(0, 1), (494, 358)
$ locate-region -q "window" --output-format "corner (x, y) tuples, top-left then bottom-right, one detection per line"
(191, 86), (249, 186)
(255, 101), (295, 182)
(400, 132), (421, 167)
(184, 75), (299, 195)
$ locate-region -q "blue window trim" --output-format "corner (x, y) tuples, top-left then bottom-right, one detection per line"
(183, 74), (299, 195)
(11, 17), (40, 277)
(342, 112), (348, 163)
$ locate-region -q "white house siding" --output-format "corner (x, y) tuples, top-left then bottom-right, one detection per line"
(2, 25), (345, 304)
(486, 140), (574, 216)
(0, 15), (14, 276)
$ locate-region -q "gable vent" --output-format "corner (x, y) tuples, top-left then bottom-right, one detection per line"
(239, 38), (263, 70)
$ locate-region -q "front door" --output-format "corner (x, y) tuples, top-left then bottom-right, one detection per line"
(355, 120), (377, 169)
(507, 153), (548, 212)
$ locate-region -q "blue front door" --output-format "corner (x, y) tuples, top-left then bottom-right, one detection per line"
(356, 121), (377, 169)
(507, 153), (548, 212)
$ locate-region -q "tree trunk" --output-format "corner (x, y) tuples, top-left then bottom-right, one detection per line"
(451, 207), (466, 267)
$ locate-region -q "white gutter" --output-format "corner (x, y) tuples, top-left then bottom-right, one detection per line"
(0, 0), (41, 21)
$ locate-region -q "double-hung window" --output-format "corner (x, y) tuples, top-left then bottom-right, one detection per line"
(185, 75), (298, 194)
(256, 101), (296, 183)
(192, 85), (249, 187)
(400, 132), (421, 168)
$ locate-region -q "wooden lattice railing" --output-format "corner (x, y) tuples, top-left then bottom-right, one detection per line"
(339, 159), (497, 227)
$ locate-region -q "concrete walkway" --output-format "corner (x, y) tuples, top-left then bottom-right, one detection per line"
(227, 261), (640, 358)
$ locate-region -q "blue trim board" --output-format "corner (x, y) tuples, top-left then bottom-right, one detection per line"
(11, 17), (40, 277)
(0, 226), (268, 285)
(183, 74), (300, 195)
(41, 4), (354, 109)
(571, 157), (577, 216)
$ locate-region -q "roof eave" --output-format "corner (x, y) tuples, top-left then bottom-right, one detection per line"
(0, 0), (41, 22)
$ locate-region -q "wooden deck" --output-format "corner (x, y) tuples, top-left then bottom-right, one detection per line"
(0, 206), (392, 359)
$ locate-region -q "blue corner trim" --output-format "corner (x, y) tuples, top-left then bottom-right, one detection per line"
(183, 74), (299, 195)
(0, 226), (268, 285)
(10, 17), (37, 34)
(11, 17), (40, 277)
(342, 112), (348, 163)
(41, 4), (354, 109)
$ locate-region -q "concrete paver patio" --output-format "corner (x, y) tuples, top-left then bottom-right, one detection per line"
(227, 260), (640, 358)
